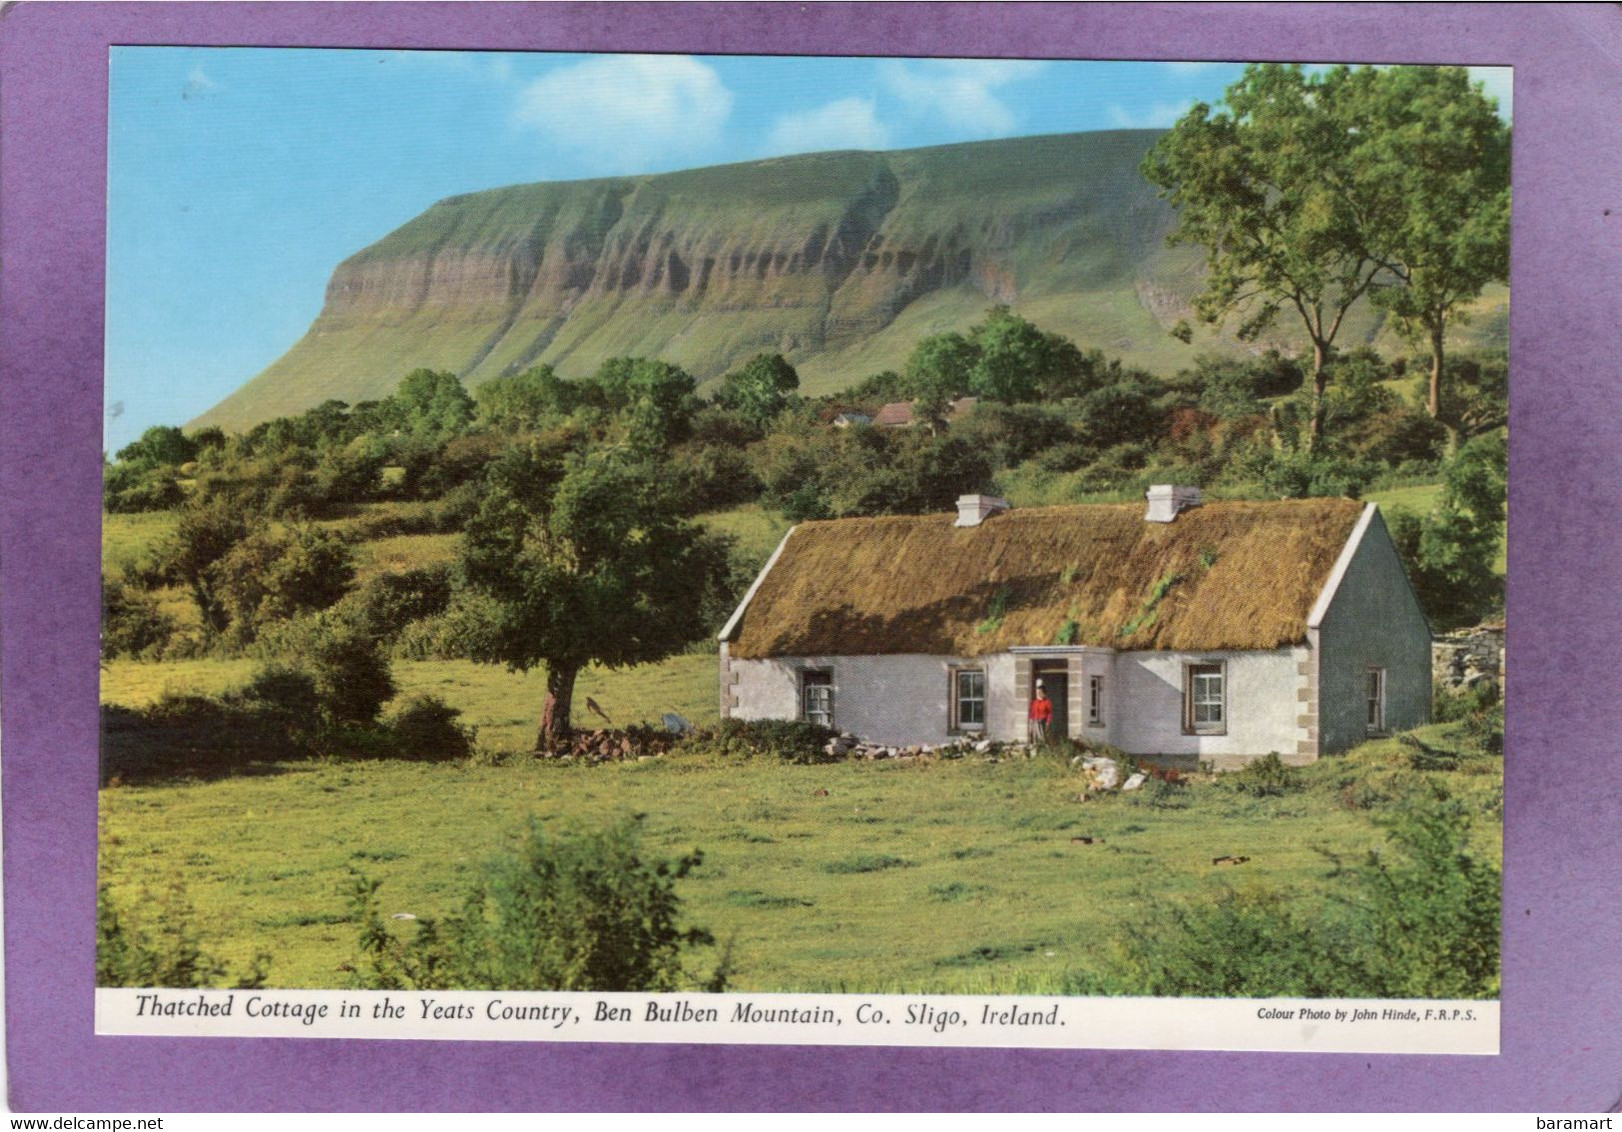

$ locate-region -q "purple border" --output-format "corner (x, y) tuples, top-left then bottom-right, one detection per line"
(3, 1), (1619, 1112)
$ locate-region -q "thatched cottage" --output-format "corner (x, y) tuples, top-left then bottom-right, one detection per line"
(717, 488), (1430, 765)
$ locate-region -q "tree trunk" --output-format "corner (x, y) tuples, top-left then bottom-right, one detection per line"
(1427, 322), (1445, 419)
(536, 663), (579, 750)
(1307, 341), (1328, 451)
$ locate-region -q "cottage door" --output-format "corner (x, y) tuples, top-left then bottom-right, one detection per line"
(1032, 663), (1069, 740)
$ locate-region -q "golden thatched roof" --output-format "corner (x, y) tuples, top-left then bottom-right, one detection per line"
(724, 499), (1367, 659)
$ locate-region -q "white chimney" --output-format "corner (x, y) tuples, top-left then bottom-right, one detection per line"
(1145, 484), (1200, 523)
(955, 494), (1011, 527)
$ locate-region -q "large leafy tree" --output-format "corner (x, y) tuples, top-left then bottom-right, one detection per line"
(114, 425), (196, 470)
(587, 358), (699, 451)
(456, 446), (730, 745)
(904, 331), (978, 432)
(474, 365), (579, 432)
(1144, 65), (1403, 446)
(712, 353), (800, 429)
(392, 368), (475, 440)
(152, 499), (249, 634)
(1384, 432), (1506, 629)
(1354, 67), (1510, 422)
(968, 305), (1093, 403)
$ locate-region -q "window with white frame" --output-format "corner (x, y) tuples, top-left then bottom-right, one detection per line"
(1366, 667), (1387, 734)
(952, 667), (986, 730)
(801, 669), (833, 728)
(1089, 675), (1105, 726)
(1185, 661), (1226, 735)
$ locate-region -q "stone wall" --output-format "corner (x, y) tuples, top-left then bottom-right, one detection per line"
(1432, 624), (1505, 693)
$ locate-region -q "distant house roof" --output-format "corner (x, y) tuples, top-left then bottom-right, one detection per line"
(871, 401), (914, 427)
(871, 396), (978, 428)
(723, 498), (1366, 659)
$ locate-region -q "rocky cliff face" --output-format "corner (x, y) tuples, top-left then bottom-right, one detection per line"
(189, 131), (1212, 430)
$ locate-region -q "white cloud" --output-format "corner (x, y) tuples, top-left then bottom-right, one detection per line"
(182, 65), (221, 99)
(1107, 102), (1190, 129)
(765, 97), (890, 155)
(1468, 66), (1513, 120)
(881, 59), (1046, 136)
(513, 54), (733, 172)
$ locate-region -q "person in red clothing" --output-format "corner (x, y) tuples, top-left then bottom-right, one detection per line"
(1028, 681), (1053, 743)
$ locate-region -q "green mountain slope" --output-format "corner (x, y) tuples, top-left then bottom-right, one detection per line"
(193, 130), (1507, 430)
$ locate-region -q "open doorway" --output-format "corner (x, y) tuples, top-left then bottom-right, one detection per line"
(1032, 661), (1069, 741)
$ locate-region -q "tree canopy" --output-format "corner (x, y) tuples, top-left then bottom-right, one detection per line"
(713, 353), (800, 428)
(1143, 64), (1508, 445)
(455, 446), (729, 743)
(1355, 67), (1510, 421)
(393, 369), (476, 439)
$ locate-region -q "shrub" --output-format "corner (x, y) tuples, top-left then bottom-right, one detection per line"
(212, 525), (356, 641)
(1457, 701), (1504, 756)
(308, 627), (396, 725)
(384, 694), (476, 761)
(103, 462), (185, 513)
(682, 718), (841, 764)
(98, 876), (268, 989)
(238, 663), (322, 725)
(1247, 448), (1380, 499)
(102, 580), (175, 659)
(1114, 888), (1339, 997)
(1344, 786), (1501, 998)
(1222, 752), (1301, 797)
(1433, 679), (1500, 723)
(1109, 787), (1500, 998)
(338, 565), (453, 644)
(1075, 380), (1165, 449)
(350, 819), (721, 992)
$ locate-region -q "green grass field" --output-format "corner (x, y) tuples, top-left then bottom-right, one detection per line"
(1365, 483), (1443, 515)
(99, 654), (1501, 993)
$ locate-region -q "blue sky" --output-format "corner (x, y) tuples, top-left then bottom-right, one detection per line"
(104, 49), (1512, 454)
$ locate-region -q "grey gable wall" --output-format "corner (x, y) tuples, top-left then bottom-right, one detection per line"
(1312, 506), (1433, 753)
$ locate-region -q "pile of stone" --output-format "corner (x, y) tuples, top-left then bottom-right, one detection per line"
(1432, 623), (1505, 693)
(815, 734), (1149, 795)
(538, 726), (680, 763)
(1066, 754), (1146, 792)
(821, 733), (1017, 762)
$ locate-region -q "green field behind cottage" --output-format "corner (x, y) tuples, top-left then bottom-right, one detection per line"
(100, 654), (1502, 994)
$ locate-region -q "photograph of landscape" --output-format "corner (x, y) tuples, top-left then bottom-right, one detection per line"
(99, 48), (1509, 1005)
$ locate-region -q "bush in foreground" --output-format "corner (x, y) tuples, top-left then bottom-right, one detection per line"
(349, 818), (723, 992)
(1108, 786), (1499, 998)
(383, 694), (476, 762)
(98, 878), (268, 989)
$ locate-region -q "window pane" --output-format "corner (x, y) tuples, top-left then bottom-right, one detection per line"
(803, 672), (832, 727)
(1188, 663), (1224, 729)
(956, 669), (984, 726)
(1367, 668), (1384, 730)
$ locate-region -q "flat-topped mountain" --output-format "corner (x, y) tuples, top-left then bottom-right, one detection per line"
(192, 130), (1505, 431)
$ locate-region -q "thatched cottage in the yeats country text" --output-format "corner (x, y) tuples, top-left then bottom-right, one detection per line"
(718, 488), (1430, 766)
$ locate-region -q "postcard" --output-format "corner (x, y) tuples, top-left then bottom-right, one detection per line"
(4, 2), (1621, 1114)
